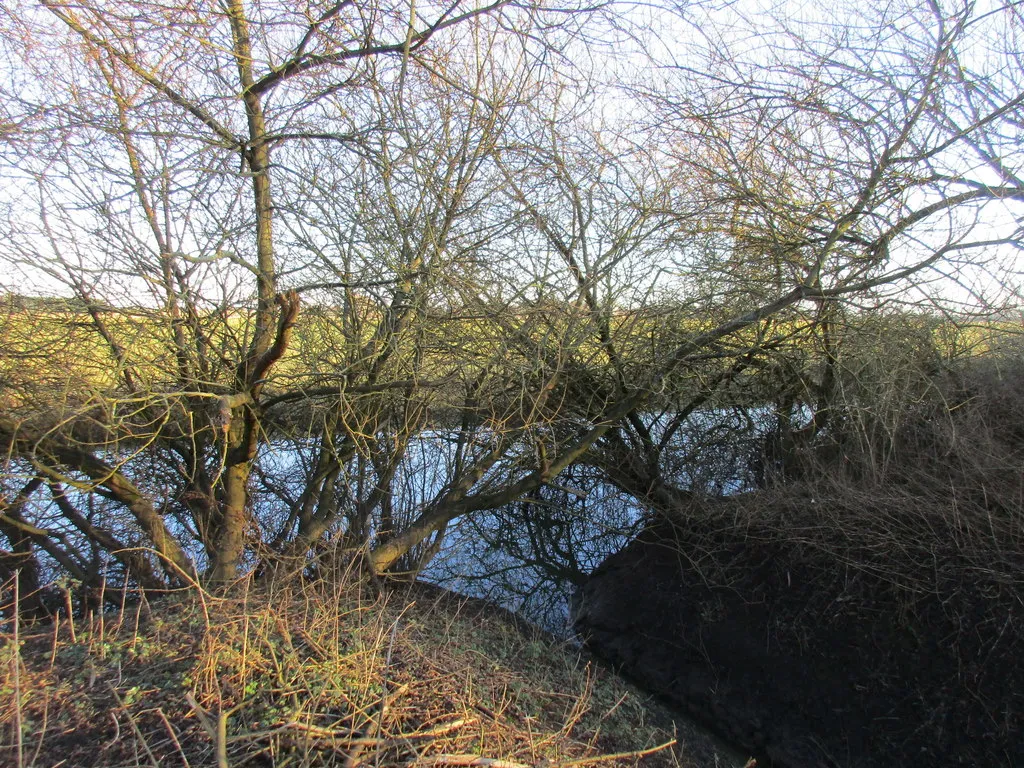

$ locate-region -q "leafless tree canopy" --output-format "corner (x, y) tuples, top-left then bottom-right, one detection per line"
(0, 0), (1021, 607)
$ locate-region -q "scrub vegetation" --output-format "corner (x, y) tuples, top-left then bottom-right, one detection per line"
(1, 575), (743, 767)
(1, 0), (1021, 592)
(0, 0), (1022, 764)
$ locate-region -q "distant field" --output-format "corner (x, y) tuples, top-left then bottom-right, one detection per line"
(1, 294), (1015, 417)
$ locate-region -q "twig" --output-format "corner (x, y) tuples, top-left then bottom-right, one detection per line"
(184, 693), (216, 738)
(371, 614), (405, 766)
(419, 756), (531, 768)
(406, 718), (475, 740)
(63, 584), (76, 643)
(157, 707), (193, 768)
(185, 692), (230, 768)
(106, 683), (160, 768)
(556, 739), (677, 767)
(217, 709), (229, 768)
(13, 575), (23, 768)
(416, 743), (676, 768)
(232, 716), (476, 747)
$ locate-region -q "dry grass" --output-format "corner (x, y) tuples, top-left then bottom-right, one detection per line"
(636, 355), (1024, 764)
(0, 575), (736, 768)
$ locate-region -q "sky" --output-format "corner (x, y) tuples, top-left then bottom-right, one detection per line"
(0, 0), (1020, 314)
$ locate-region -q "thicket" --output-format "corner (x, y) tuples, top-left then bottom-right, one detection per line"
(519, 327), (1023, 764)
(1, 0), (1022, 630)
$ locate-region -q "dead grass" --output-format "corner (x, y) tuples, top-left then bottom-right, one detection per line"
(634, 355), (1024, 764)
(0, 574), (734, 768)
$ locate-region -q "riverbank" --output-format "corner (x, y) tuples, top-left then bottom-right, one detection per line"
(1, 576), (749, 768)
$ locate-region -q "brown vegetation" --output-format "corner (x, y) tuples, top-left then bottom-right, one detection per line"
(0, 575), (743, 768)
(574, 351), (1024, 767)
(3, 0), (1023, 598)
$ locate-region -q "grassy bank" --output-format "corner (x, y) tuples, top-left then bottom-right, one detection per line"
(0, 576), (747, 768)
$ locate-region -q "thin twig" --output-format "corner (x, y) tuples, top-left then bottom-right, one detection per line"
(157, 707), (193, 768)
(230, 716), (476, 747)
(416, 743), (677, 768)
(420, 756), (531, 768)
(13, 574), (23, 768)
(556, 739), (677, 767)
(106, 683), (160, 768)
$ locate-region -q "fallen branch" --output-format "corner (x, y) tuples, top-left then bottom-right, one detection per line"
(418, 740), (677, 768)
(419, 756), (531, 768)
(557, 739), (676, 767)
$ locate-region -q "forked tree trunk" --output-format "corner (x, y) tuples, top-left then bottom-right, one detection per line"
(205, 0), (281, 585)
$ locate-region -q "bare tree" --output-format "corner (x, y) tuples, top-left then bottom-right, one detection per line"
(0, 0), (1021, 612)
(0, 0), (576, 592)
(561, 0), (1024, 509)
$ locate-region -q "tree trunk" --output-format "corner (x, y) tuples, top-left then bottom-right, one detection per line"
(205, 0), (281, 585)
